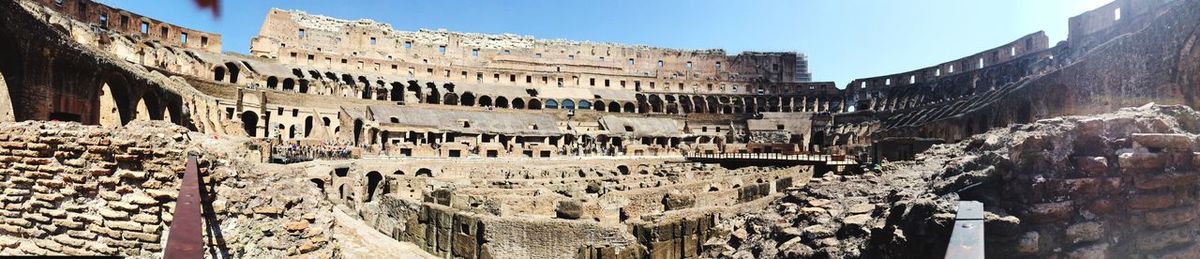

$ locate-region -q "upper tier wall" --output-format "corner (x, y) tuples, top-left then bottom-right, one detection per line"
(248, 9), (810, 91)
(30, 0), (222, 53)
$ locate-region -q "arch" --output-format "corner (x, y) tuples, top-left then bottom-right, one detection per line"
(544, 99), (559, 109)
(136, 91), (165, 121)
(393, 170), (405, 175)
(310, 178), (325, 193)
(594, 100), (607, 111)
(649, 95), (664, 113)
(528, 99), (542, 110)
(426, 87), (441, 104)
(283, 78), (296, 91)
(479, 95), (493, 107)
(680, 95), (693, 113)
(415, 168), (433, 177)
(495, 96), (509, 108)
(578, 100), (592, 110)
(353, 119), (365, 146)
(241, 111), (258, 137)
(706, 96), (720, 113)
(97, 75), (133, 127)
(266, 76), (279, 89)
(365, 171), (382, 202)
(213, 66), (226, 82)
(298, 79), (309, 93)
(623, 102), (636, 113)
(223, 62), (240, 84)
(383, 82), (400, 101)
(562, 99), (575, 110)
(304, 116), (314, 137)
(443, 92), (459, 105)
(609, 102), (621, 113)
(461, 92), (476, 106)
(288, 125), (297, 139)
(511, 98), (525, 109)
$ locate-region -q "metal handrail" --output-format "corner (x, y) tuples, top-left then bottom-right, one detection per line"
(945, 201), (984, 259)
(164, 156), (203, 258)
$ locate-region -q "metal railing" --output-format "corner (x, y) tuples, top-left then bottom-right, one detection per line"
(165, 156), (203, 259)
(945, 201), (985, 259)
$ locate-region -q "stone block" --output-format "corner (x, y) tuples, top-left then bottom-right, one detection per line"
(104, 220), (142, 232)
(1131, 133), (1193, 150)
(1065, 222), (1103, 244)
(130, 213), (159, 224)
(1142, 207), (1196, 228)
(98, 208), (129, 219)
(123, 231), (159, 243)
(1136, 228), (1193, 252)
(1135, 171), (1199, 190)
(1025, 201), (1074, 223)
(1130, 193), (1177, 210)
(1066, 243), (1108, 259)
(1119, 152), (1166, 172)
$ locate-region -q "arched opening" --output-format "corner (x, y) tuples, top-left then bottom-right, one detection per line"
(288, 125), (296, 139)
(578, 100), (591, 110)
(443, 92), (459, 105)
(390, 82), (405, 101)
(310, 178), (325, 193)
(512, 98), (525, 109)
(495, 96), (509, 108)
(393, 170), (405, 175)
(266, 76), (278, 89)
(609, 102), (621, 113)
(213, 66), (226, 82)
(136, 92), (165, 121)
(528, 99), (543, 110)
(365, 171), (382, 202)
(461, 92), (476, 106)
(426, 87), (441, 104)
(650, 95), (664, 113)
(304, 116), (314, 137)
(97, 76), (132, 127)
(623, 102), (636, 113)
(561, 99), (575, 110)
(353, 119), (364, 146)
(283, 78), (296, 91)
(298, 79), (309, 93)
(415, 168), (433, 177)
(224, 62), (240, 84)
(617, 165), (630, 175)
(241, 111), (258, 137)
(479, 95), (493, 107)
(544, 99), (559, 109)
(594, 101), (607, 112)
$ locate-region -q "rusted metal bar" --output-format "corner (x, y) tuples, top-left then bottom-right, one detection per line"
(165, 156), (204, 259)
(945, 201), (985, 259)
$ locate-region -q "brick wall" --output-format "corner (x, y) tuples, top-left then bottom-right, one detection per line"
(0, 121), (188, 255)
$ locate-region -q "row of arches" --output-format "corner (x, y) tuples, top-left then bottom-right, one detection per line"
(209, 65), (846, 115)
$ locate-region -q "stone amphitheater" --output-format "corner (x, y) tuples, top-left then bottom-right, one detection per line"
(1, 0), (1200, 258)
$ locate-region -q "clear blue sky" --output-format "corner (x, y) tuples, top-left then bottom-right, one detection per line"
(97, 0), (1111, 88)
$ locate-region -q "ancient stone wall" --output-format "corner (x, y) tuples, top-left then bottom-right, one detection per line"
(0, 120), (337, 257)
(0, 121), (189, 255)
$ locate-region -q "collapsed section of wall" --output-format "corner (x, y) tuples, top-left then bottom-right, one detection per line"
(718, 104), (1200, 258)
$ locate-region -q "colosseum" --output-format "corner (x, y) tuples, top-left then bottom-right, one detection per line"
(0, 0), (1199, 258)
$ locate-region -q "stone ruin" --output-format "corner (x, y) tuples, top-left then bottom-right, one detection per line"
(1, 0), (1200, 258)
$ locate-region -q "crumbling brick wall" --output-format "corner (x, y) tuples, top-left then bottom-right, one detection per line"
(0, 121), (189, 255)
(0, 120), (336, 257)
